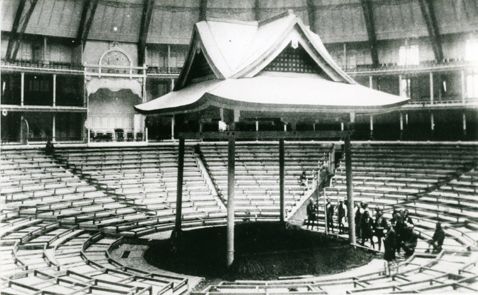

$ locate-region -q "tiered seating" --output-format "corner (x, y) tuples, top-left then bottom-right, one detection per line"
(407, 169), (478, 223)
(0, 150), (151, 233)
(0, 220), (188, 295)
(2, 143), (478, 295)
(200, 143), (330, 220)
(326, 144), (478, 210)
(55, 146), (227, 233)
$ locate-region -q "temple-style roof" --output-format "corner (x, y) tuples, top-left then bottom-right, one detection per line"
(135, 10), (408, 115)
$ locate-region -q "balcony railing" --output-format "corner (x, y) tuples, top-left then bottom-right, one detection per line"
(1, 59), (84, 73)
(2, 58), (477, 79)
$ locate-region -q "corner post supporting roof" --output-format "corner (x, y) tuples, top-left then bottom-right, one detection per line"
(360, 0), (379, 67)
(76, 0), (99, 47)
(6, 0), (38, 62)
(419, 0), (444, 62)
(138, 0), (155, 66)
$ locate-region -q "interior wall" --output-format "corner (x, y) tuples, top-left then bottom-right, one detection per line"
(86, 88), (141, 132)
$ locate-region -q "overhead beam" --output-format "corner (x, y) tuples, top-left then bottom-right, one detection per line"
(178, 130), (352, 140)
(6, 0), (39, 62)
(360, 0), (379, 67)
(419, 0), (444, 62)
(306, 0), (316, 32)
(199, 0), (207, 21)
(76, 0), (99, 46)
(138, 0), (155, 65)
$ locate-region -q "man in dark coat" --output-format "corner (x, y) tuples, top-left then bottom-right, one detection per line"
(361, 209), (374, 248)
(306, 200), (317, 230)
(426, 222), (445, 253)
(354, 202), (362, 239)
(338, 200), (346, 234)
(384, 226), (397, 276)
(373, 209), (388, 251)
(326, 199), (334, 233)
(401, 226), (418, 257)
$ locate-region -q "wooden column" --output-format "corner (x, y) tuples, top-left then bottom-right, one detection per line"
(399, 113), (404, 131)
(52, 74), (56, 106)
(175, 138), (185, 232)
(52, 114), (56, 142)
(167, 45), (171, 73)
(462, 112), (467, 136)
(369, 115), (374, 138)
(430, 112), (435, 131)
(227, 135), (235, 267)
(279, 138), (285, 223)
(21, 72), (25, 106)
(429, 72), (434, 105)
(344, 131), (356, 245)
(171, 116), (175, 140)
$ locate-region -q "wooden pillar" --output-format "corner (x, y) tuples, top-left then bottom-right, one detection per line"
(462, 112), (467, 135)
(52, 114), (56, 142)
(21, 72), (25, 106)
(227, 135), (235, 267)
(399, 113), (404, 131)
(369, 76), (373, 88)
(175, 138), (185, 232)
(171, 115), (175, 140)
(279, 138), (285, 223)
(52, 74), (56, 106)
(167, 44), (171, 74)
(369, 115), (374, 139)
(344, 130), (355, 245)
(429, 72), (434, 105)
(430, 112), (435, 131)
(343, 43), (347, 69)
(170, 78), (175, 92)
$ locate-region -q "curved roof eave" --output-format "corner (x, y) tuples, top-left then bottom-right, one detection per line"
(135, 92), (407, 116)
(135, 74), (409, 116)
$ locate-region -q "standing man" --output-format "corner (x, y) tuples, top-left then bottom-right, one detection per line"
(306, 199), (317, 230)
(384, 226), (397, 277)
(338, 200), (346, 234)
(374, 209), (388, 251)
(326, 199), (335, 233)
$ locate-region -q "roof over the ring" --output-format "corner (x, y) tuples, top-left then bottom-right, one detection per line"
(135, 10), (409, 115)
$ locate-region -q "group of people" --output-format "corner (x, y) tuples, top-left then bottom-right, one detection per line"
(306, 199), (446, 276)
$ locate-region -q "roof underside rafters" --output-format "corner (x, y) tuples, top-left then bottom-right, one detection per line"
(138, 0), (155, 66)
(76, 0), (99, 46)
(360, 0), (379, 67)
(5, 0), (38, 62)
(419, 0), (444, 62)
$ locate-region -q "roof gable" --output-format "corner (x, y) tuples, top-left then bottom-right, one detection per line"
(263, 44), (331, 80)
(175, 10), (356, 89)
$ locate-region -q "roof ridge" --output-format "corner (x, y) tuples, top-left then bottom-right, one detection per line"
(258, 9), (295, 26)
(202, 17), (258, 26)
